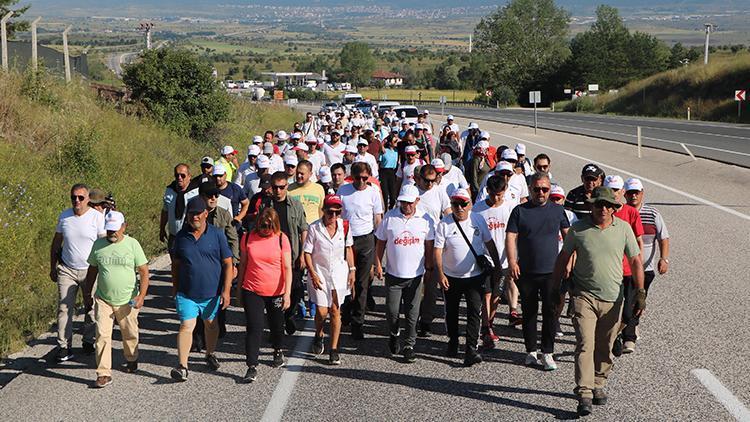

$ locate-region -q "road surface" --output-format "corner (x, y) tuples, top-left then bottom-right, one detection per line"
(1, 115), (749, 421)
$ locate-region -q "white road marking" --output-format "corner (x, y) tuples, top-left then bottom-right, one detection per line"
(260, 324), (315, 422)
(691, 369), (750, 422)
(487, 129), (750, 222)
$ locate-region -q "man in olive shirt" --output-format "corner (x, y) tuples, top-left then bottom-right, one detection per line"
(552, 187), (645, 417)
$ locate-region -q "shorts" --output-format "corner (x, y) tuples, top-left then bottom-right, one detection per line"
(175, 292), (220, 322)
(483, 268), (509, 295)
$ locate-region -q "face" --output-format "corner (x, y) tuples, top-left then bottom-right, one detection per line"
(295, 166), (311, 185)
(399, 199), (417, 216)
(357, 144), (367, 154)
(489, 187), (505, 204)
(352, 171), (370, 190)
(451, 197), (471, 220)
(530, 178), (551, 205)
(406, 153), (417, 164)
(625, 189), (643, 208)
(550, 195), (565, 206)
(106, 225), (126, 243)
(202, 192), (219, 210)
(264, 133), (273, 142)
(306, 113), (313, 121)
(248, 155), (257, 165)
(323, 207), (342, 225)
(187, 210), (207, 231)
(70, 188), (89, 213)
(582, 175), (602, 193)
(213, 172), (227, 186)
(592, 201), (616, 224)
(420, 172), (437, 191)
(174, 166), (190, 189)
(332, 167), (346, 185)
(272, 179), (288, 201)
(611, 187), (624, 202)
(256, 218), (274, 237)
(307, 142), (317, 152)
(296, 150), (307, 161)
(534, 158), (550, 174)
(332, 133), (341, 143)
(201, 164), (213, 175)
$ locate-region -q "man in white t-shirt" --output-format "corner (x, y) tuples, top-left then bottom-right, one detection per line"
(436, 153), (469, 195)
(50, 183), (106, 362)
(234, 144), (261, 187)
(264, 142), (284, 174)
(442, 115), (460, 135)
(337, 162), (384, 339)
(354, 138), (379, 179)
(374, 184), (435, 363)
(473, 174), (515, 349)
(243, 154), (271, 198)
(306, 135), (327, 178)
(323, 130), (346, 165)
(396, 145), (423, 188)
(476, 160), (529, 205)
(434, 188), (501, 367)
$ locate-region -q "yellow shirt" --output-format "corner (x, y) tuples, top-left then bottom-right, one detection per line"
(216, 157), (237, 183)
(288, 182), (325, 224)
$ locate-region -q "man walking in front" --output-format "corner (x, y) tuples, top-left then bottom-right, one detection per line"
(552, 187), (644, 417)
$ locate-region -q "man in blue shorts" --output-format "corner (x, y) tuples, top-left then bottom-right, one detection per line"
(170, 197), (233, 381)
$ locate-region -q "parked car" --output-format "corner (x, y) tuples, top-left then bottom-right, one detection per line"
(341, 93), (363, 110)
(224, 80), (238, 89)
(321, 101), (339, 112)
(376, 101), (401, 118)
(392, 105), (419, 125)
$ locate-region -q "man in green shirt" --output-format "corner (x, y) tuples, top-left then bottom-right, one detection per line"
(85, 211), (150, 388)
(552, 187), (645, 417)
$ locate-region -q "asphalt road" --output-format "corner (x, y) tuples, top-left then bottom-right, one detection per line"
(1, 116), (749, 421)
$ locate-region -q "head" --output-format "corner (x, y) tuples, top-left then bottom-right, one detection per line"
(285, 161), (297, 178)
(88, 188), (106, 213)
(533, 153), (550, 174)
(199, 182), (221, 211)
(580, 164), (605, 194)
(306, 112), (313, 122)
(270, 171), (289, 201)
(331, 163), (347, 188)
(212, 166), (228, 188)
(356, 142), (368, 155)
(603, 175), (625, 202)
(588, 187), (620, 225)
(549, 184), (565, 206)
(185, 197), (208, 232)
(486, 175), (507, 205)
(254, 207), (280, 238)
(624, 178), (644, 209)
(450, 189), (472, 221)
(419, 165), (438, 191)
(104, 211), (127, 243)
(406, 149), (418, 164)
(331, 131), (342, 144)
(351, 162), (371, 191)
(397, 185), (420, 217)
(322, 195), (343, 225)
(200, 157), (214, 175)
(264, 130), (274, 143)
(69, 183), (90, 215)
(174, 163), (191, 191)
(529, 172), (551, 206)
(295, 160), (313, 185)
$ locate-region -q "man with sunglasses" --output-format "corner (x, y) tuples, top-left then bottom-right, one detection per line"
(396, 145), (424, 188)
(506, 172), (570, 371)
(552, 187), (644, 417)
(565, 163), (605, 220)
(477, 149), (528, 205)
(50, 184), (106, 362)
(234, 144), (261, 187)
(533, 153), (554, 183)
(192, 156), (215, 187)
(160, 163), (200, 259)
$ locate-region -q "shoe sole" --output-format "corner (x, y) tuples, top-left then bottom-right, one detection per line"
(95, 381), (112, 388)
(56, 355), (74, 363)
(170, 370), (187, 382)
(577, 407), (592, 416)
(593, 398), (607, 406)
(329, 359), (341, 366)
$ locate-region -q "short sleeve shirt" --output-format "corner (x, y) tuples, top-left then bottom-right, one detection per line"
(375, 208), (435, 278)
(289, 182), (326, 224)
(87, 236), (148, 306)
(174, 224), (232, 299)
(506, 201), (570, 274)
(337, 183), (384, 237)
(56, 208), (105, 270)
(639, 204), (670, 272)
(219, 182), (247, 217)
(241, 232), (291, 296)
(417, 186), (451, 227)
(434, 212), (492, 278)
(614, 203), (644, 276)
(473, 199), (514, 269)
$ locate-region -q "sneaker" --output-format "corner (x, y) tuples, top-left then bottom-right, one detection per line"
(612, 334), (623, 357)
(312, 335), (325, 356)
(243, 366), (258, 383)
(446, 339), (459, 358)
(541, 353), (557, 371)
(82, 342), (95, 355)
(488, 328), (500, 342)
(388, 335), (401, 356)
(328, 349), (341, 366)
(124, 360), (138, 373)
(94, 375), (112, 388)
(170, 366), (188, 382)
(524, 351), (540, 367)
(577, 397), (593, 416)
(402, 347), (416, 363)
(56, 347), (74, 362)
(481, 332), (495, 350)
(509, 311), (523, 326)
(350, 324), (364, 340)
(593, 388), (608, 406)
(622, 340), (636, 354)
(285, 318), (297, 335)
(417, 322), (432, 338)
(206, 353), (221, 371)
(463, 348), (482, 367)
(272, 349), (286, 368)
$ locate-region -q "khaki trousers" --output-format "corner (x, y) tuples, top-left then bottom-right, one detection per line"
(571, 292), (623, 399)
(56, 264), (96, 348)
(95, 297), (139, 377)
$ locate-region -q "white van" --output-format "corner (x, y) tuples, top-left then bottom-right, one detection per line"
(376, 101), (401, 118)
(392, 105), (419, 125)
(341, 93), (363, 109)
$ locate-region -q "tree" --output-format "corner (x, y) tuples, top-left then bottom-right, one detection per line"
(473, 0), (570, 94)
(433, 61), (460, 89)
(339, 42), (375, 88)
(0, 0), (29, 38)
(123, 48), (230, 142)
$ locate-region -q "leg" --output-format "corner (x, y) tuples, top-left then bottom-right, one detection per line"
(594, 300), (623, 389)
(401, 275), (424, 349)
(329, 294), (342, 350)
(177, 319), (197, 368)
(114, 302), (140, 363)
(77, 268), (96, 346)
(443, 277), (462, 342)
(624, 271), (655, 342)
(517, 276), (541, 353)
(315, 306), (329, 338)
(266, 295), (286, 351)
(284, 269), (305, 323)
(505, 275), (520, 316)
(385, 274), (405, 338)
(572, 294), (598, 399)
(242, 289), (265, 367)
(540, 274), (557, 354)
(94, 298), (115, 377)
(620, 276), (635, 336)
(203, 319), (219, 355)
(464, 277), (484, 350)
(56, 265), (79, 349)
(419, 269), (437, 329)
(351, 234), (374, 329)
(193, 318), (205, 351)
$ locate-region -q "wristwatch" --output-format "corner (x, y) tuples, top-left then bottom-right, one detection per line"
(659, 257), (669, 263)
(349, 267), (356, 272)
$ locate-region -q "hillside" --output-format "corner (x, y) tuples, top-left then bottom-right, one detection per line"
(560, 53), (750, 124)
(0, 71), (301, 357)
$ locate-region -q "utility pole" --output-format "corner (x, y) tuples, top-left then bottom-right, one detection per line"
(62, 26), (71, 82)
(703, 23), (713, 65)
(1, 11), (13, 72)
(139, 22), (154, 50)
(31, 17), (41, 71)
(469, 34), (472, 53)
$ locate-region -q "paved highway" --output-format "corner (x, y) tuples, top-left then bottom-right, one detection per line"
(1, 116), (749, 421)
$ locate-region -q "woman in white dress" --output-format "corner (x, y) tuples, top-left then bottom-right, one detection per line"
(303, 194), (355, 365)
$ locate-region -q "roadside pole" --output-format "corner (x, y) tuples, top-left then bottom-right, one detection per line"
(637, 126), (642, 158)
(62, 26), (71, 82)
(529, 90), (541, 135)
(687, 106), (691, 121)
(1, 11), (13, 72)
(31, 17), (41, 71)
(534, 101), (538, 135)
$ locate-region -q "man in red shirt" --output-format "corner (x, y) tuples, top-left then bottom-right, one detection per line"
(603, 175), (644, 356)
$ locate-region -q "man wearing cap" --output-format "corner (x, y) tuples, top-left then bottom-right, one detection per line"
(293, 142), (311, 165)
(466, 141), (492, 202)
(378, 134), (400, 210)
(565, 163), (605, 220)
(192, 157), (215, 187)
(506, 172), (570, 371)
(213, 163), (250, 233)
(337, 162), (384, 339)
(438, 152), (470, 194)
(88, 188), (108, 215)
(276, 130), (291, 155)
(460, 122), (481, 166)
(442, 115), (459, 135)
(317, 166), (335, 194)
(50, 184), (106, 362)
(85, 211), (149, 388)
(284, 155), (299, 184)
(374, 184), (435, 363)
(170, 197), (234, 382)
(515, 144), (534, 178)
(322, 130), (346, 165)
(533, 153), (554, 183)
(216, 146), (239, 183)
(435, 188), (501, 366)
(477, 149), (529, 204)
(396, 145), (424, 188)
(305, 135), (327, 179)
(622, 178), (669, 354)
(234, 145), (261, 187)
(343, 145), (358, 175)
(551, 186), (644, 417)
(264, 141), (285, 174)
(243, 155), (271, 198)
(414, 124), (434, 162)
(354, 138), (379, 179)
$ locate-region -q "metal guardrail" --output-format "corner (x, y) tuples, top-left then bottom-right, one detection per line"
(295, 99), (494, 109)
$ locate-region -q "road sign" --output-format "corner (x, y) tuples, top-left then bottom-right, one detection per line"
(736, 90), (746, 101)
(563, 89), (572, 94)
(439, 95), (447, 104)
(574, 90), (583, 98)
(485, 89), (493, 97)
(588, 84), (599, 92)
(529, 91), (541, 104)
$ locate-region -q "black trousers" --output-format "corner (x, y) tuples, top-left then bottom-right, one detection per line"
(242, 289), (285, 367)
(380, 168), (398, 210)
(444, 274), (485, 350)
(343, 233), (375, 327)
(517, 273), (556, 354)
(622, 271), (656, 342)
(283, 268), (305, 322)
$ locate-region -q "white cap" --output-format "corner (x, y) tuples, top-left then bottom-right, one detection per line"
(604, 175), (625, 190)
(256, 155), (271, 169)
(468, 122), (479, 129)
(290, 132), (302, 140)
(304, 135), (318, 144)
(247, 145), (261, 156)
(447, 115), (454, 120)
(430, 158), (445, 171)
(252, 135), (263, 144)
(440, 153), (453, 171)
(424, 109), (430, 114)
(318, 166), (332, 183)
(450, 188), (471, 201)
(550, 185), (565, 198)
(293, 143), (309, 152)
(397, 184), (419, 203)
(277, 130), (289, 140)
(104, 211), (125, 231)
(212, 163), (227, 176)
(495, 161), (514, 173)
(263, 143), (274, 154)
(221, 145), (237, 156)
(501, 149), (518, 161)
(405, 145), (418, 154)
(476, 140), (490, 150)
(357, 138), (369, 146)
(479, 130), (490, 140)
(415, 123), (425, 130)
(201, 156), (214, 166)
(515, 143), (527, 155)
(345, 145), (358, 154)
(284, 155), (298, 166)
(624, 178), (644, 192)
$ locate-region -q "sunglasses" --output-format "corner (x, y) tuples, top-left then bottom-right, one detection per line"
(354, 176), (369, 182)
(325, 209), (342, 216)
(451, 200), (470, 208)
(423, 178), (437, 185)
(593, 201), (615, 209)
(584, 176), (599, 182)
(285, 164), (297, 168)
(204, 193), (220, 199)
(272, 185), (288, 191)
(174, 173), (188, 179)
(70, 195), (86, 202)
(533, 187), (550, 193)
(536, 164), (549, 170)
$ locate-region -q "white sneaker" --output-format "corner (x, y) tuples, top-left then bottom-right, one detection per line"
(555, 330), (564, 338)
(524, 351), (539, 366)
(542, 353), (557, 371)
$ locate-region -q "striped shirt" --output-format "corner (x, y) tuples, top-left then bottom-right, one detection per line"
(564, 185), (591, 220)
(639, 203), (670, 272)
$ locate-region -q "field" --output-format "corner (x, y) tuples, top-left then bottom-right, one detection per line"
(333, 88), (479, 102)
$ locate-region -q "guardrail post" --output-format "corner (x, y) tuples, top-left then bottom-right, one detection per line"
(62, 26), (71, 82)
(31, 17), (41, 71)
(637, 126), (642, 158)
(687, 106), (691, 121)
(1, 11), (13, 72)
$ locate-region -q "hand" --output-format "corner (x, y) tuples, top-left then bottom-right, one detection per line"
(49, 268), (58, 282)
(297, 256), (306, 271)
(233, 217), (242, 225)
(220, 292), (231, 310)
(159, 229), (168, 243)
(171, 284), (178, 298)
(374, 264), (383, 280)
(633, 288), (647, 317)
(282, 293), (291, 311)
(564, 261), (573, 279)
(347, 270), (356, 292)
(132, 295), (145, 309)
(658, 258), (669, 275)
(232, 265), (238, 279)
(509, 262), (521, 280)
(311, 272), (323, 290)
(439, 274), (450, 290)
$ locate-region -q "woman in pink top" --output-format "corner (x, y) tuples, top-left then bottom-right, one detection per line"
(236, 207), (292, 383)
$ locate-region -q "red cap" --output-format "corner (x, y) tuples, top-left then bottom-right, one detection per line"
(323, 194), (343, 209)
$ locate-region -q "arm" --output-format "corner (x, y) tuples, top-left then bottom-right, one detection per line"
(628, 254), (646, 317)
(657, 238), (670, 275)
(298, 230), (308, 270)
(282, 251), (293, 310)
(236, 241), (248, 303)
(505, 231), (520, 279)
(424, 240), (435, 271)
(159, 210), (168, 242)
(132, 264), (150, 309)
(236, 198), (250, 222)
(551, 250), (572, 301)
(374, 213), (383, 229)
(434, 247), (449, 290)
(220, 257), (233, 309)
(83, 266), (98, 309)
(346, 246), (356, 294)
(50, 232), (63, 282)
(171, 258), (181, 297)
(375, 239), (386, 279)
(304, 252), (322, 290)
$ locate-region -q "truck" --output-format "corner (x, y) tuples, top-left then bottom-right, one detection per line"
(341, 93), (363, 110)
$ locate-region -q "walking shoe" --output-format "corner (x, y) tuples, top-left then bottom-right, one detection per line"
(389, 335), (401, 356)
(488, 327), (500, 342)
(170, 366), (188, 382)
(612, 334), (623, 357)
(622, 340), (636, 354)
(243, 366), (258, 383)
(124, 360), (138, 373)
(82, 342), (95, 355)
(446, 338), (459, 358)
(524, 351), (540, 367)
(593, 388), (608, 405)
(206, 353), (221, 371)
(481, 332), (495, 350)
(402, 347), (416, 363)
(285, 317), (297, 336)
(541, 353), (557, 371)
(463, 348), (482, 367)
(577, 397), (593, 416)
(56, 347), (74, 363)
(94, 375), (112, 388)
(312, 335), (325, 356)
(417, 322), (432, 338)
(272, 349), (286, 368)
(509, 311), (523, 326)
(329, 349), (341, 366)
(350, 324), (364, 340)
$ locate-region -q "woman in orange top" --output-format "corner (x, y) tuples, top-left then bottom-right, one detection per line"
(236, 207), (292, 383)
